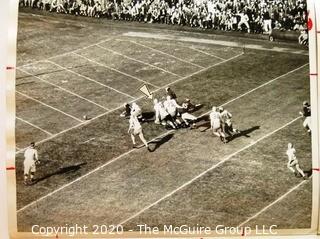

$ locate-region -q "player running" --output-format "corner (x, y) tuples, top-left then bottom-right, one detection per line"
(210, 106), (227, 143)
(299, 101), (311, 134)
(23, 142), (40, 185)
(219, 107), (240, 137)
(286, 143), (307, 179)
(128, 115), (150, 151)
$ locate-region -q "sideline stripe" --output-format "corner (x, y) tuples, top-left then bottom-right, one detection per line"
(237, 177), (311, 227)
(16, 91), (83, 123)
(130, 41), (205, 69)
(16, 117), (53, 136)
(96, 44), (181, 78)
(18, 68), (109, 111)
(117, 117), (302, 225)
(46, 60), (135, 100)
(16, 62), (307, 213)
(73, 52), (161, 89)
(189, 46), (227, 61)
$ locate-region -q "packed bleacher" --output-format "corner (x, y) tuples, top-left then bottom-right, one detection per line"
(20, 0), (308, 37)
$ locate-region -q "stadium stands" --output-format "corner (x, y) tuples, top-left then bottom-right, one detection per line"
(20, 0), (307, 37)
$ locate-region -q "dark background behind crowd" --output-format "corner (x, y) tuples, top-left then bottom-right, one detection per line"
(20, 0), (308, 40)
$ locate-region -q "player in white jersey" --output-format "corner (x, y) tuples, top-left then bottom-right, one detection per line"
(23, 142), (40, 185)
(219, 107), (240, 137)
(163, 95), (182, 126)
(210, 106), (227, 143)
(128, 115), (150, 151)
(153, 98), (177, 129)
(286, 143), (307, 179)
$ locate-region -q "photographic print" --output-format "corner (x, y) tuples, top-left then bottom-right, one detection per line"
(4, 0), (320, 237)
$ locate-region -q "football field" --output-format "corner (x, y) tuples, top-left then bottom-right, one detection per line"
(15, 12), (312, 232)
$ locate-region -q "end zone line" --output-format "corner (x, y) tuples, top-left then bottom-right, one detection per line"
(17, 129), (175, 213)
(237, 177), (311, 227)
(118, 116), (302, 226)
(96, 44), (182, 78)
(189, 46), (227, 61)
(16, 91), (83, 123)
(46, 60), (135, 100)
(16, 117), (53, 136)
(18, 68), (110, 111)
(73, 52), (161, 89)
(129, 41), (205, 69)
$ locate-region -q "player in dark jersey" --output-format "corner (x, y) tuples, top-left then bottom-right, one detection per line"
(299, 101), (311, 133)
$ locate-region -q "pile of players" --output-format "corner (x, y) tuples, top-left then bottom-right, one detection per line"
(121, 87), (242, 149)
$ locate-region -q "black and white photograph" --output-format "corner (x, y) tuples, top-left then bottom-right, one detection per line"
(3, 0), (320, 237)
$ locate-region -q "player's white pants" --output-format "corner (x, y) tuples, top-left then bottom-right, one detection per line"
(287, 161), (305, 177)
(24, 158), (36, 175)
(303, 116), (311, 131)
(238, 20), (250, 32)
(182, 113), (197, 122)
(263, 19), (272, 33)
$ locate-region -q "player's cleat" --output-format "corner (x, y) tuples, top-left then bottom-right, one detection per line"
(132, 144), (137, 148)
(303, 176), (308, 180)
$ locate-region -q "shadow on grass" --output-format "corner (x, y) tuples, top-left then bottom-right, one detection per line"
(34, 162), (87, 184)
(227, 126), (260, 142)
(149, 133), (174, 152)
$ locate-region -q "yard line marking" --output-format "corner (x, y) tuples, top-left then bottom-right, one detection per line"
(16, 91), (83, 123)
(46, 60), (135, 100)
(237, 177), (311, 227)
(160, 52), (244, 89)
(73, 52), (161, 89)
(219, 63), (309, 107)
(16, 61), (307, 212)
(18, 68), (109, 111)
(16, 53), (241, 154)
(118, 116), (302, 225)
(81, 138), (95, 144)
(17, 130), (175, 213)
(18, 38), (114, 68)
(189, 46), (227, 61)
(129, 41), (205, 69)
(96, 44), (181, 77)
(16, 116), (53, 136)
(15, 53), (299, 156)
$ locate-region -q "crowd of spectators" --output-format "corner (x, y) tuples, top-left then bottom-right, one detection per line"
(20, 0), (308, 35)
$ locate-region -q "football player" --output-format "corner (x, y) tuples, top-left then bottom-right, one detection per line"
(219, 106), (240, 137)
(210, 107), (227, 143)
(286, 143), (307, 179)
(299, 101), (311, 133)
(23, 142), (40, 185)
(128, 115), (150, 151)
(153, 98), (177, 129)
